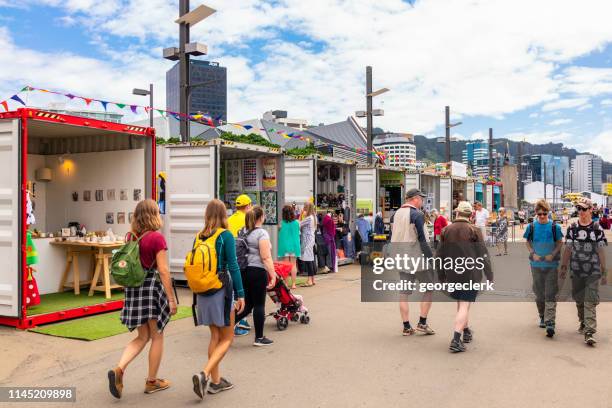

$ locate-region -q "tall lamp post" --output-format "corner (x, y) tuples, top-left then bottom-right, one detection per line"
(356, 66), (389, 165)
(163, 2), (216, 142)
(133, 84), (154, 128)
(445, 106), (462, 163)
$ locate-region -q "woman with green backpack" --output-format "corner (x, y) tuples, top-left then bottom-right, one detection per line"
(108, 199), (177, 399)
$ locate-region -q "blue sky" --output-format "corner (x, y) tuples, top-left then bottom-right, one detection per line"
(0, 0), (611, 160)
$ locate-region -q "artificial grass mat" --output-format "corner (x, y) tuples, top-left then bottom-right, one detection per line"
(29, 306), (193, 341)
(27, 290), (125, 316)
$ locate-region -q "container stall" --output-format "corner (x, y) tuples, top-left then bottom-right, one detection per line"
(420, 174), (440, 214)
(466, 179), (475, 204)
(439, 177), (453, 219)
(451, 176), (468, 217)
(493, 183), (502, 211)
(357, 166), (405, 226)
(486, 184), (494, 212)
(161, 140), (284, 281)
(474, 181), (485, 205)
(0, 109), (155, 329)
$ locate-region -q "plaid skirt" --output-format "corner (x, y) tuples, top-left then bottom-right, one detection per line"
(120, 269), (171, 332)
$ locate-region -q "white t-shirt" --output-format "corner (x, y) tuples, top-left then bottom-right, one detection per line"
(475, 208), (489, 227)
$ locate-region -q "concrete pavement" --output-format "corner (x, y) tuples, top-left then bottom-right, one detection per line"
(1, 264), (611, 408)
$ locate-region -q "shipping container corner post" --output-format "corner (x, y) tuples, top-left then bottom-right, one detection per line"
(0, 108), (155, 329)
(159, 140), (285, 282)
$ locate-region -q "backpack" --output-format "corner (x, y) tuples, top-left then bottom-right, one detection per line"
(235, 227), (254, 271)
(110, 232), (150, 288)
(184, 228), (226, 295)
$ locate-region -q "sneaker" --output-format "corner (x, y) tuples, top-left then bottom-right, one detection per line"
(539, 317), (546, 328)
(144, 378), (170, 394)
(192, 372), (209, 400)
(234, 327), (249, 337)
(462, 328), (473, 343)
(236, 319), (251, 330)
(107, 367), (123, 399)
(449, 338), (466, 353)
(253, 337), (274, 347)
(402, 327), (416, 336)
(208, 377), (234, 394)
(577, 323), (585, 334)
(416, 323), (436, 335)
(545, 321), (555, 338)
(585, 333), (597, 346)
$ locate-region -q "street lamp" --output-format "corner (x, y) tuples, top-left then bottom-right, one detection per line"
(163, 2), (216, 142)
(133, 84), (153, 128)
(444, 106), (462, 163)
(355, 66), (390, 165)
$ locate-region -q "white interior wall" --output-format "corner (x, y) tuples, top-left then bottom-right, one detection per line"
(27, 154), (47, 232)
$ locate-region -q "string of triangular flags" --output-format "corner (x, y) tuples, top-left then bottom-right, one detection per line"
(1, 85), (386, 160)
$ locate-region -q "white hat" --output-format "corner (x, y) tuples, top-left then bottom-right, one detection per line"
(456, 201), (473, 216)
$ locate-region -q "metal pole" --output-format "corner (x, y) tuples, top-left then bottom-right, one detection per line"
(488, 128), (493, 178)
(544, 166), (547, 201)
(179, 0), (190, 142)
(563, 169), (566, 198)
(445, 106), (451, 163)
(366, 66), (373, 165)
(149, 83), (154, 128)
(553, 167), (556, 210)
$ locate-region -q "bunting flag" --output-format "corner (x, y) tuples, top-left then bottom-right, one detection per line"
(10, 95), (25, 106)
(83, 98), (93, 106)
(144, 106), (151, 114)
(100, 100), (108, 111)
(156, 109), (165, 117)
(66, 93), (75, 99)
(243, 125), (253, 130)
(1, 101), (8, 112)
(115, 103), (126, 109)
(130, 105), (138, 114)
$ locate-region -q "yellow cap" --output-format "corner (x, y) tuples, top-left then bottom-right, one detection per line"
(236, 194), (252, 207)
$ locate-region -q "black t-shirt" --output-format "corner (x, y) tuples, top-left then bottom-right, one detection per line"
(565, 222), (607, 277)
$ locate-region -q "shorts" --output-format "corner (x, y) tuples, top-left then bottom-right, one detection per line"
(398, 270), (434, 295)
(448, 289), (478, 302)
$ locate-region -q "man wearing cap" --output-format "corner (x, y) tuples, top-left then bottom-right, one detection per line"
(561, 197), (608, 346)
(390, 188), (436, 336)
(228, 194), (253, 336)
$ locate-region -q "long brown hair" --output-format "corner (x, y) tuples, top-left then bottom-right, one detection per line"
(131, 199), (162, 236)
(201, 199), (228, 237)
(282, 205), (295, 222)
(303, 201), (316, 225)
(246, 205), (265, 231)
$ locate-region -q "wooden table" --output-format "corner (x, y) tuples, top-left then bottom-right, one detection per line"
(51, 241), (124, 299)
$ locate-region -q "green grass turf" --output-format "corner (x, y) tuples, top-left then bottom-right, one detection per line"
(27, 290), (125, 316)
(29, 306), (193, 341)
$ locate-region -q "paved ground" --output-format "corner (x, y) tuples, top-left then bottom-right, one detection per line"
(2, 258), (612, 408)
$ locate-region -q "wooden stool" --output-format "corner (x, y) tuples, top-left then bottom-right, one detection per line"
(58, 249), (94, 295)
(89, 247), (122, 298)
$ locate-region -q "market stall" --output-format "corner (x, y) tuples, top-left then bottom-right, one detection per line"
(474, 180), (485, 205)
(356, 165), (405, 229)
(0, 109), (155, 329)
(160, 139), (284, 281)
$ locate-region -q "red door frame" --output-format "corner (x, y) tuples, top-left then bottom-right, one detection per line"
(0, 108), (156, 329)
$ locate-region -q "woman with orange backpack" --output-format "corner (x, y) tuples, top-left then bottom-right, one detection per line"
(108, 199), (177, 399)
(191, 199), (245, 400)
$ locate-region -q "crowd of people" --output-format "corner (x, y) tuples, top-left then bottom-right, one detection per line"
(389, 189), (608, 353)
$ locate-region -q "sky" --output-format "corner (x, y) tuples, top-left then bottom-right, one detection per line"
(0, 0), (611, 160)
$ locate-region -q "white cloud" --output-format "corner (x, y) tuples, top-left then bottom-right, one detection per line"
(504, 130), (573, 145)
(548, 118), (572, 126)
(577, 103), (593, 111)
(541, 98), (589, 112)
(601, 99), (612, 106)
(581, 130), (612, 161)
(529, 112), (539, 118)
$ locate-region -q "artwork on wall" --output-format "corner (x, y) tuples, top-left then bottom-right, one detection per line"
(261, 191), (277, 225)
(246, 191), (260, 206)
(72, 191), (78, 202)
(95, 190), (104, 201)
(133, 188), (142, 201)
(83, 190), (91, 202)
(225, 191), (240, 211)
(225, 160), (242, 191)
(117, 212), (126, 224)
(242, 159), (258, 189)
(106, 212), (114, 224)
(128, 212), (134, 223)
(120, 189), (128, 201)
(107, 189), (116, 201)
(262, 157), (277, 190)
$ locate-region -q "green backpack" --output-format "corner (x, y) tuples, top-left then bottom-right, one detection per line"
(111, 232), (150, 287)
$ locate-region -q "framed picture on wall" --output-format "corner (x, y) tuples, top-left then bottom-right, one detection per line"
(133, 189), (142, 201)
(95, 190), (104, 201)
(128, 212), (134, 223)
(83, 190), (91, 202)
(261, 191), (277, 225)
(107, 189), (116, 201)
(120, 189), (128, 201)
(72, 191), (78, 202)
(106, 212), (114, 224)
(117, 212), (126, 224)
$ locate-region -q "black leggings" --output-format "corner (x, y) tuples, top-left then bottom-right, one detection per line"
(236, 266), (268, 339)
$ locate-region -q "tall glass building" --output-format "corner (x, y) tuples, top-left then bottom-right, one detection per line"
(166, 60), (227, 123)
(527, 154), (570, 187)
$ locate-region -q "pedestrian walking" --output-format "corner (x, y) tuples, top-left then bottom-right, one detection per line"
(235, 206), (277, 346)
(518, 209), (526, 230)
(191, 199), (246, 399)
(560, 197), (608, 346)
(374, 212), (385, 235)
(474, 202), (489, 244)
(108, 199), (178, 399)
(524, 200), (563, 336)
(300, 202), (317, 286)
(278, 205), (301, 289)
(227, 194), (253, 336)
(436, 201), (493, 353)
(495, 208), (509, 256)
(391, 188), (436, 337)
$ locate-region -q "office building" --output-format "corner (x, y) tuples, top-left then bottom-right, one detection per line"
(373, 133), (417, 170)
(166, 60), (227, 124)
(462, 141), (499, 177)
(571, 154), (603, 193)
(527, 154), (570, 187)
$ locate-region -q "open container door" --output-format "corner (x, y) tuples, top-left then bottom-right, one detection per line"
(285, 158), (315, 204)
(0, 118), (21, 319)
(164, 144), (218, 280)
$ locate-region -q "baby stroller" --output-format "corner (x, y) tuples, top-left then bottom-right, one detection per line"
(268, 262), (310, 330)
